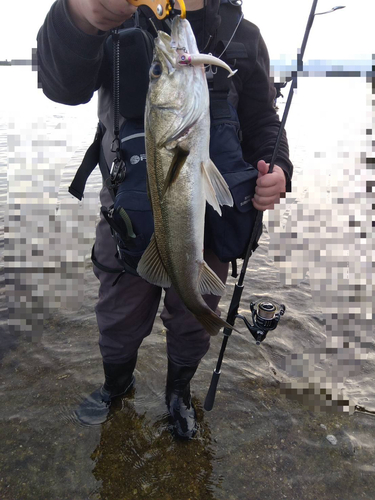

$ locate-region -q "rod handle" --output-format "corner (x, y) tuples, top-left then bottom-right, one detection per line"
(204, 370), (221, 411)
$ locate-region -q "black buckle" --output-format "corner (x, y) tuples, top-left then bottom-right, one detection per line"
(110, 157), (126, 186)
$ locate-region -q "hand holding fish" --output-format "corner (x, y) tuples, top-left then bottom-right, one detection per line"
(67, 0), (137, 34)
(252, 160), (286, 211)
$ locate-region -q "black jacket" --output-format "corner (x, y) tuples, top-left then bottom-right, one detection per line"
(36, 0), (293, 184)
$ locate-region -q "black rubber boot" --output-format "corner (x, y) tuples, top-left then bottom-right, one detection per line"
(74, 355), (137, 426)
(166, 359), (199, 440)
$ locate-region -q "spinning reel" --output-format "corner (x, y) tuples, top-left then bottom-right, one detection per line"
(237, 299), (286, 345)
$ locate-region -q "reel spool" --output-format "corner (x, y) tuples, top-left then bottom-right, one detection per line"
(237, 299), (285, 345)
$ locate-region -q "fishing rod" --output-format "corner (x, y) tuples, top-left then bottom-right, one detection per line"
(204, 0), (346, 412)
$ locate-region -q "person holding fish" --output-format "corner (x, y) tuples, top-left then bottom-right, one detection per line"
(37, 0), (293, 439)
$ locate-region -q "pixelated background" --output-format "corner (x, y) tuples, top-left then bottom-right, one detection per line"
(1, 0), (374, 413)
(0, 2), (374, 499)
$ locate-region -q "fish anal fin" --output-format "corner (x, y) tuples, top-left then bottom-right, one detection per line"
(198, 261), (226, 296)
(137, 234), (171, 288)
(203, 159), (233, 209)
(162, 147), (189, 198)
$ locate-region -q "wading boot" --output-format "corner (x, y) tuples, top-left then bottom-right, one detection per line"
(166, 359), (199, 440)
(74, 355), (137, 426)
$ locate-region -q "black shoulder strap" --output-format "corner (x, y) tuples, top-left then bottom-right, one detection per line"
(217, 0), (243, 46)
(208, 1), (243, 95)
(68, 124), (103, 201)
(209, 1), (244, 121)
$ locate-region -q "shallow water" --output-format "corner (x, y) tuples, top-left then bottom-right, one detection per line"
(0, 67), (374, 499)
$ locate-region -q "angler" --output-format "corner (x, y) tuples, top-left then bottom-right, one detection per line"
(37, 0), (293, 439)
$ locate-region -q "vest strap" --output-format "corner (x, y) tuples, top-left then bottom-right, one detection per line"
(68, 124), (102, 201)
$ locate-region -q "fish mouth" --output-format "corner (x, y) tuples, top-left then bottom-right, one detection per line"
(170, 16), (199, 56)
(152, 17), (210, 147)
(155, 31), (176, 73)
(156, 16), (199, 71)
(156, 17), (237, 77)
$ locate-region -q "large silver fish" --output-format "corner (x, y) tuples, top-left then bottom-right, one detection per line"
(137, 16), (237, 336)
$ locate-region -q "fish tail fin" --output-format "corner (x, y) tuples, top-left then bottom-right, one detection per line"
(194, 308), (238, 336)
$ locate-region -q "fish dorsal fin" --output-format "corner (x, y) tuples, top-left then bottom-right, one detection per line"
(137, 234), (172, 288)
(162, 147), (189, 198)
(198, 261), (226, 296)
(201, 160), (233, 215)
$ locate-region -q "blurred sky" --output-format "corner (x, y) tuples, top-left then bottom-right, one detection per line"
(0, 0), (373, 61)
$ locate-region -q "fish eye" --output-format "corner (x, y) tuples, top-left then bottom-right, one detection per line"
(150, 62), (162, 79)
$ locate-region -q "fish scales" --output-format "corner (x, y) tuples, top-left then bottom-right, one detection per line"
(146, 122), (205, 303)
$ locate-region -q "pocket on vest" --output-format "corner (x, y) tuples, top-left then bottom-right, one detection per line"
(113, 189), (154, 267)
(204, 168), (259, 262)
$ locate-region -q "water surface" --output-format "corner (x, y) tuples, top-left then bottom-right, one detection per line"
(0, 67), (374, 499)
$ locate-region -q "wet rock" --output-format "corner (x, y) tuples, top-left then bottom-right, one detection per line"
(326, 434), (337, 445)
(337, 430), (357, 458)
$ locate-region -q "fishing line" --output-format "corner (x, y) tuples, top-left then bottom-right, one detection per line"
(216, 12), (244, 59)
(203, 6), (244, 72)
(201, 0), (208, 52)
(148, 17), (159, 36)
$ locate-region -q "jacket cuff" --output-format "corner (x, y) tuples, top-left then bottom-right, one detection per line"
(273, 159), (292, 192)
(52, 0), (107, 59)
(256, 157), (293, 193)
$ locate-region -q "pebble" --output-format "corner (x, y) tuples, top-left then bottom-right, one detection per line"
(320, 424), (327, 430)
(326, 434), (338, 445)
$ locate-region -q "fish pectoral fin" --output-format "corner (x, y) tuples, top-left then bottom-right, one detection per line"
(205, 159), (233, 207)
(201, 162), (221, 215)
(201, 160), (233, 215)
(199, 261), (226, 296)
(162, 147), (189, 198)
(137, 234), (172, 288)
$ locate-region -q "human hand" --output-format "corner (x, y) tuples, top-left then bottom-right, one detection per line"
(67, 0), (137, 35)
(252, 160), (286, 211)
